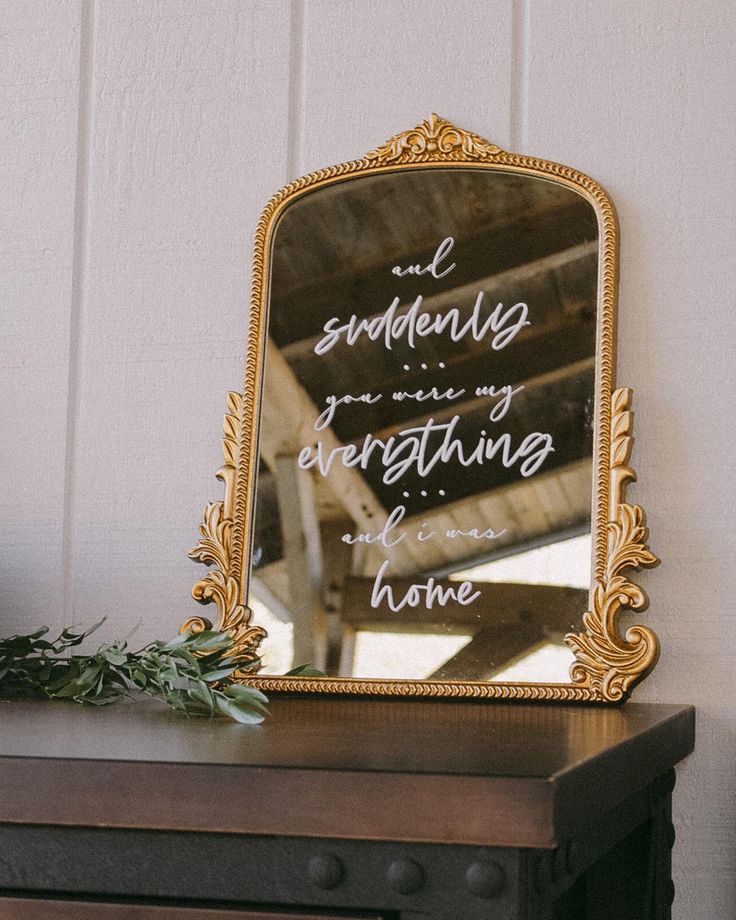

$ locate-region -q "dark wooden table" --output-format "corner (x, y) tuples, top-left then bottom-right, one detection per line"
(0, 698), (694, 920)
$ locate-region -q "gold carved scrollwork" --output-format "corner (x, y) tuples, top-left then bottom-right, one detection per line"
(366, 113), (503, 163)
(180, 391), (265, 669)
(566, 388), (660, 700)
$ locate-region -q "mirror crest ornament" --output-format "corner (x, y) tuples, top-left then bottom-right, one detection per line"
(181, 115), (659, 703)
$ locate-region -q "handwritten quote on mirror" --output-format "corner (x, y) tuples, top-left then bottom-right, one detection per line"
(296, 237), (555, 613)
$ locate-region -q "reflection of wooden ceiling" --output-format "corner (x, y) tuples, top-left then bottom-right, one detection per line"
(252, 169), (598, 592)
(270, 169), (593, 295)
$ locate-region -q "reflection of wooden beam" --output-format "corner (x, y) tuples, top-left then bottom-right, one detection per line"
(260, 342), (416, 573)
(364, 356), (595, 444)
(320, 520), (354, 674)
(400, 459), (592, 571)
(336, 323), (595, 442)
(281, 239), (596, 365)
(429, 620), (546, 680)
(361, 357), (594, 516)
(278, 254), (597, 443)
(341, 579), (588, 634)
(340, 577), (585, 679)
(271, 201), (597, 348)
(273, 455), (327, 670)
(252, 562), (291, 612)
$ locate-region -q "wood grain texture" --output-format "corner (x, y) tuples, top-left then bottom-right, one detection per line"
(0, 698), (694, 849)
(523, 4), (736, 916)
(0, 899), (369, 920)
(0, 1), (83, 635)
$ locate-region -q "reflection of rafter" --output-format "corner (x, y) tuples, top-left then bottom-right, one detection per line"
(403, 455), (591, 526)
(393, 458), (592, 574)
(430, 623), (546, 681)
(250, 574), (292, 623)
(339, 577), (586, 679)
(258, 332), (592, 580)
(364, 356), (595, 444)
(259, 341), (416, 573)
(341, 578), (587, 632)
(280, 239), (597, 364)
(272, 201), (597, 348)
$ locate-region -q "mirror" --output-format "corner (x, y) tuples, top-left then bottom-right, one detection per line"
(184, 116), (659, 702)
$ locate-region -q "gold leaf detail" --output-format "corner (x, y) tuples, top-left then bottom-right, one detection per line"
(242, 676), (598, 701)
(366, 113), (504, 164)
(181, 393), (266, 668)
(566, 390), (659, 701)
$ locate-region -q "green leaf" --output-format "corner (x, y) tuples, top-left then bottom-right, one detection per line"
(77, 662), (102, 684)
(188, 685), (214, 709)
(223, 684), (270, 706)
(189, 631), (232, 652)
(0, 621), (269, 724)
(202, 666), (237, 682)
(103, 648), (128, 666)
(215, 695), (265, 724)
(286, 664), (326, 677)
(52, 683), (83, 698)
(161, 632), (193, 651)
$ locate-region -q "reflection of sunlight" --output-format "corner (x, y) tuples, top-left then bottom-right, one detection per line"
(451, 533), (591, 588)
(491, 642), (576, 682)
(353, 632), (472, 680)
(249, 597), (294, 674)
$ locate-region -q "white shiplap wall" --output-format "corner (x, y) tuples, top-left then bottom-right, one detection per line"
(1, 2), (734, 916)
(1, 1), (83, 632)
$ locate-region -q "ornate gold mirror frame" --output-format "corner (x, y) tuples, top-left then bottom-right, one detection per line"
(181, 115), (659, 703)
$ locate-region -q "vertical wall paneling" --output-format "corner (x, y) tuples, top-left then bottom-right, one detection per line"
(0, 1), (84, 634)
(68, 0), (294, 642)
(523, 3), (736, 917)
(298, 0), (516, 173)
(61, 0), (95, 631)
(508, 0), (529, 151)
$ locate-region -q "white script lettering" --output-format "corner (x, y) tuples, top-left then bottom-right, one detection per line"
(314, 391), (382, 431)
(341, 505), (406, 549)
(392, 386), (465, 403)
(445, 526), (507, 540)
(298, 415), (554, 484)
(314, 293), (529, 355)
(474, 384), (525, 421)
(392, 236), (457, 279)
(370, 559), (481, 611)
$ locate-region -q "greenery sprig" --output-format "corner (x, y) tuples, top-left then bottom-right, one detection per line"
(0, 621), (269, 724)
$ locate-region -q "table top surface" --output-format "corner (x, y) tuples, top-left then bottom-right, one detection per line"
(0, 697), (693, 777)
(0, 697), (695, 847)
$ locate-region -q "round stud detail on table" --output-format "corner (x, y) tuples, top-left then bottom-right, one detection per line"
(387, 857), (424, 894)
(307, 853), (345, 890)
(465, 860), (506, 898)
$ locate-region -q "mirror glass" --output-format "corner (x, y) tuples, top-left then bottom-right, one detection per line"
(248, 168), (599, 683)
